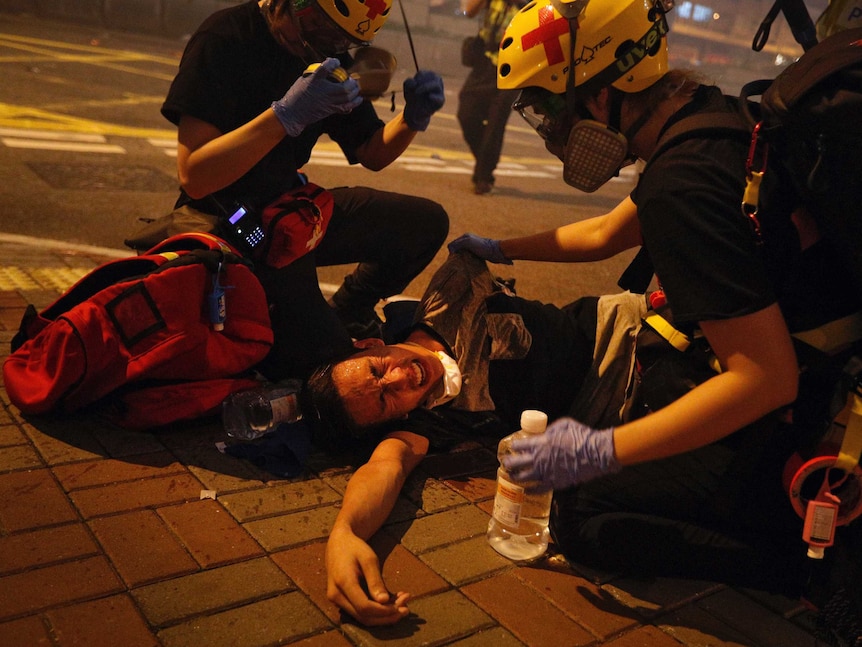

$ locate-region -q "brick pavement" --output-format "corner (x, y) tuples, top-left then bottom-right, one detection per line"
(0, 235), (824, 647)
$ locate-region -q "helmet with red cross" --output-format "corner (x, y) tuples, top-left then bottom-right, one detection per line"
(497, 0), (670, 95)
(277, 0), (392, 54)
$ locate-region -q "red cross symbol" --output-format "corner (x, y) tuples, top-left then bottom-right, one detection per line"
(521, 4), (569, 66)
(364, 0), (388, 19)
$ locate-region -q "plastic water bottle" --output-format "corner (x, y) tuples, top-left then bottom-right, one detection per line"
(222, 379), (303, 440)
(487, 410), (553, 561)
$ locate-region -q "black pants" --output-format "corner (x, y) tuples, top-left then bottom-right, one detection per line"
(550, 418), (810, 596)
(256, 186), (448, 380)
(457, 57), (518, 185)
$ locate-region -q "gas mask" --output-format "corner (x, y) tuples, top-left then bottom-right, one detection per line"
(514, 87), (634, 193)
(424, 351), (462, 409)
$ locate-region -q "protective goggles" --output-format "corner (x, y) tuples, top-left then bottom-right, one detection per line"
(293, 2), (362, 55)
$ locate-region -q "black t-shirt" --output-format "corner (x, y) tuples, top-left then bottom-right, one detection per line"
(632, 85), (860, 333)
(161, 0), (384, 211)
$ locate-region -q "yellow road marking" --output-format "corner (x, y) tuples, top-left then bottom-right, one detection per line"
(0, 102), (176, 139)
(0, 266), (90, 291)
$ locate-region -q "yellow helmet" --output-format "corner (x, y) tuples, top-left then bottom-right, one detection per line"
(498, 0), (670, 95)
(313, 0), (392, 46)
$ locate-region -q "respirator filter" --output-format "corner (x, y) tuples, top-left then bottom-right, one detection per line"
(562, 120), (630, 192)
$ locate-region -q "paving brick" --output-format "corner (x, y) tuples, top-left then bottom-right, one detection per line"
(0, 444), (42, 471)
(515, 560), (640, 640)
(0, 307), (28, 331)
(91, 427), (168, 459)
(88, 510), (199, 587)
(604, 576), (725, 619)
(461, 571), (596, 647)
(420, 447), (498, 480)
(342, 589), (495, 647)
(219, 479), (341, 522)
(0, 423), (27, 447)
(288, 631), (353, 647)
(174, 445), (274, 493)
(0, 523), (99, 574)
(445, 626), (525, 647)
(24, 422), (105, 465)
(695, 588), (816, 647)
(132, 558), (294, 627)
(0, 468), (78, 532)
(53, 451), (186, 490)
(419, 535), (511, 586)
(243, 504), (340, 552)
(369, 533), (450, 599)
(655, 603), (756, 646)
(0, 556), (123, 620)
(387, 505), (490, 554)
(156, 592), (331, 647)
(70, 471), (203, 518)
(270, 541), (340, 623)
(441, 471), (497, 503)
(46, 593), (158, 647)
(605, 624), (689, 646)
(0, 615), (52, 646)
(157, 499), (265, 568)
(402, 472), (470, 513)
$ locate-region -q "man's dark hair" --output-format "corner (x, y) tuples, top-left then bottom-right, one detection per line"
(301, 353), (384, 452)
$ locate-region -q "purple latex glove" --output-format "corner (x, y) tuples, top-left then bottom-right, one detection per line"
(271, 57), (362, 137)
(503, 418), (620, 491)
(447, 233), (512, 264)
(403, 71), (445, 132)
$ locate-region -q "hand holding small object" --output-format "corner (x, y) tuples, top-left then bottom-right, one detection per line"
(503, 418), (620, 491)
(272, 57), (362, 137)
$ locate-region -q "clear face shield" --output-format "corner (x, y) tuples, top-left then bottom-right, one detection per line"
(292, 1), (364, 56)
(514, 87), (634, 193)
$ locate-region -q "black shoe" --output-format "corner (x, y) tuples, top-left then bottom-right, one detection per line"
(473, 180), (494, 195)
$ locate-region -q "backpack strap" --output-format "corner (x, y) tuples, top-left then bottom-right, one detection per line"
(618, 110), (752, 293)
(646, 111), (752, 171)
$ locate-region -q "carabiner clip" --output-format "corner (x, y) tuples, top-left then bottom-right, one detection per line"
(742, 122), (768, 245)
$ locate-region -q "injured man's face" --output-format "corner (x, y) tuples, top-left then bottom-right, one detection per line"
(330, 342), (447, 427)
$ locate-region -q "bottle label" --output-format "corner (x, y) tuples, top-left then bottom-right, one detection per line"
(492, 475), (525, 528)
(806, 501), (837, 543)
(270, 394), (298, 424)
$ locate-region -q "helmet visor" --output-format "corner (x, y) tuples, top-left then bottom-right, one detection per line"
(295, 1), (363, 55)
(513, 87), (570, 143)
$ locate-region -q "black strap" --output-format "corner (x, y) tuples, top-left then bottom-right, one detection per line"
(618, 111), (752, 292)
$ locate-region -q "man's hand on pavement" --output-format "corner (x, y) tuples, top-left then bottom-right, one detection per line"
(325, 527), (410, 626)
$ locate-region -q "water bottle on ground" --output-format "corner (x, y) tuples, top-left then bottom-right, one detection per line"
(487, 409), (553, 561)
(222, 379), (303, 440)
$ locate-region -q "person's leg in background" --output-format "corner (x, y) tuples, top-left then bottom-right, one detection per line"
(457, 57), (512, 195)
(319, 186), (449, 338)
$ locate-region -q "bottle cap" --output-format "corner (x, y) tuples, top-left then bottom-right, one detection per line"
(520, 410), (548, 434)
(807, 545), (826, 559)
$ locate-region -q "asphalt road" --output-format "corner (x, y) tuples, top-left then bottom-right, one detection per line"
(0, 10), (638, 306)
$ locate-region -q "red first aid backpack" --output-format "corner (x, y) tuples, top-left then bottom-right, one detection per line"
(3, 233), (273, 429)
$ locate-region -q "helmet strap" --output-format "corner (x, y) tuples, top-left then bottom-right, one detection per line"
(564, 14), (579, 117)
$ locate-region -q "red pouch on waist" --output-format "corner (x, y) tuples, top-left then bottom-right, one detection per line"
(258, 182), (334, 268)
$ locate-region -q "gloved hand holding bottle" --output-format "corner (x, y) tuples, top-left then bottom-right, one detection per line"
(447, 233), (512, 264)
(272, 57), (362, 137)
(403, 71), (445, 132)
(502, 417), (621, 491)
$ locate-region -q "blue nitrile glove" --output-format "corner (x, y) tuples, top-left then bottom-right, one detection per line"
(271, 58), (362, 137)
(503, 418), (620, 491)
(403, 70), (445, 132)
(447, 233), (512, 264)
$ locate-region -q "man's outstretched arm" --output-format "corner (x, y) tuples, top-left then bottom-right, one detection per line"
(325, 430), (429, 625)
